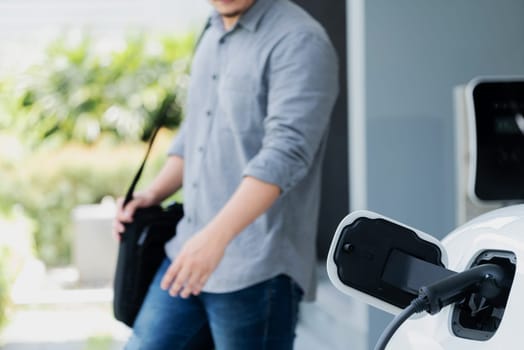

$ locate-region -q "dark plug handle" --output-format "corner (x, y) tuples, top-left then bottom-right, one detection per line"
(419, 263), (505, 315)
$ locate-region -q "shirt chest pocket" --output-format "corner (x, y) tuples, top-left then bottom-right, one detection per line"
(217, 75), (261, 133)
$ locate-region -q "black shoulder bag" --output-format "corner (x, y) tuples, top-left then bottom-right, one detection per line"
(113, 125), (184, 327)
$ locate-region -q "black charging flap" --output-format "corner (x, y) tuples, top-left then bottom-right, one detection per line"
(331, 215), (446, 310)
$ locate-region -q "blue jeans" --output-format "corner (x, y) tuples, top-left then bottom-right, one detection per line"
(125, 258), (303, 350)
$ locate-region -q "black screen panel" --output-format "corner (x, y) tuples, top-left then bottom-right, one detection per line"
(471, 80), (524, 201)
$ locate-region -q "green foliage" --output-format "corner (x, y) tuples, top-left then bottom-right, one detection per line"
(5, 32), (194, 148)
(0, 247), (10, 330)
(0, 212), (34, 331)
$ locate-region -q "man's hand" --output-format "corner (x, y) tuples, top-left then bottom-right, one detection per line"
(160, 229), (227, 298)
(111, 155), (184, 241)
(159, 176), (280, 298)
(111, 191), (158, 240)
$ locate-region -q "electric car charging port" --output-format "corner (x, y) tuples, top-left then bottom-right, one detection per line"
(451, 250), (516, 341)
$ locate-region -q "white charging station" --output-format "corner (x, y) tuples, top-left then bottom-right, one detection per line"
(455, 77), (524, 224)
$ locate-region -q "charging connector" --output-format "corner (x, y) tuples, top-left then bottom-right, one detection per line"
(419, 263), (505, 315)
(374, 263), (507, 350)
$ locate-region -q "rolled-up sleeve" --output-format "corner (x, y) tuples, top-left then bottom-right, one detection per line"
(243, 31), (339, 193)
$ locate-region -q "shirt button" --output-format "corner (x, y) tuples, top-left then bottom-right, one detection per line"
(192, 182), (198, 188)
(219, 38), (225, 44)
(212, 74), (218, 81)
(187, 217), (192, 223)
(206, 110), (212, 117)
(198, 146), (204, 153)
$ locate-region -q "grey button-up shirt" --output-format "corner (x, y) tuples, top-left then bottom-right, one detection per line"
(166, 0), (338, 300)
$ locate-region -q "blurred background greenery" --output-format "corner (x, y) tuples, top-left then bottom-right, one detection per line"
(3, 33), (194, 147)
(0, 247), (12, 329)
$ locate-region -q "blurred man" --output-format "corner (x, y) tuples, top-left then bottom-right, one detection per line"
(114, 0), (338, 348)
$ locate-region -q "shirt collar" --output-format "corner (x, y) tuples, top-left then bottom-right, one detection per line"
(210, 0), (276, 33)
(238, 0), (276, 32)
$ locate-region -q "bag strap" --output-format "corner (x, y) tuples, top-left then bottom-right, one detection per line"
(123, 126), (160, 206)
(123, 20), (211, 207)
